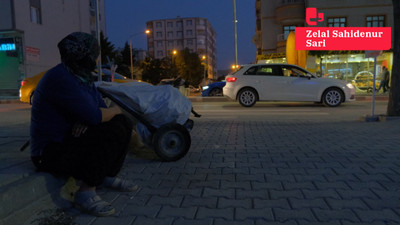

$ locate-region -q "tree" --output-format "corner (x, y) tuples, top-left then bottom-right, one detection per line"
(99, 32), (117, 65)
(141, 58), (171, 84)
(114, 42), (132, 76)
(387, 0), (400, 116)
(174, 48), (204, 85)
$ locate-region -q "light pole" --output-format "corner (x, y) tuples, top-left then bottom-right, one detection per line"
(129, 29), (150, 79)
(233, 0), (238, 66)
(171, 50), (177, 77)
(202, 55), (207, 84)
(95, 0), (102, 81)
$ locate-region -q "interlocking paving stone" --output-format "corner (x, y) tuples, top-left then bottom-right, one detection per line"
(196, 207), (234, 220)
(289, 198), (330, 209)
(172, 218), (213, 225)
(181, 196), (217, 208)
(273, 208), (317, 222)
(325, 198), (370, 210)
(236, 208), (274, 220)
(218, 198), (252, 209)
(313, 209), (360, 222)
(157, 205), (197, 219)
(253, 199), (291, 209)
(353, 209), (400, 223)
(24, 117), (400, 224)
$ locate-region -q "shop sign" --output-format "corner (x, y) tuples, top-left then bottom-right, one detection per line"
(0, 38), (16, 51)
(295, 8), (391, 51)
(26, 46), (40, 62)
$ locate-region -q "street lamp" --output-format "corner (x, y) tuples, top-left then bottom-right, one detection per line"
(129, 29), (150, 79)
(171, 50), (178, 76)
(202, 55), (207, 84)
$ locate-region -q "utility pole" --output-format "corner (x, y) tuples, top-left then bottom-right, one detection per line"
(95, 0), (102, 81)
(233, 0), (238, 66)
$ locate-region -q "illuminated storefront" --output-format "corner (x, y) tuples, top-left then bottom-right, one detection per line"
(0, 32), (24, 96)
(257, 51), (393, 93)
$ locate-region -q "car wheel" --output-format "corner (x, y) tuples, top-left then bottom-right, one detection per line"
(323, 88), (343, 107)
(238, 88), (257, 107)
(209, 88), (222, 96)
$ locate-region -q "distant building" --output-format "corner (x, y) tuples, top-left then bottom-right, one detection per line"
(146, 17), (217, 80)
(0, 0), (106, 96)
(254, 0), (393, 82)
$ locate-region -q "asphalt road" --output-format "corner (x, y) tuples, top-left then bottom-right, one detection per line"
(191, 101), (389, 122)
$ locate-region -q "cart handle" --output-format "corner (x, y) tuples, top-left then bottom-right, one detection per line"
(97, 87), (157, 134)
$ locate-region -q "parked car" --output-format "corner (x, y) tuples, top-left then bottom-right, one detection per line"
(201, 81), (226, 96)
(20, 69), (132, 104)
(223, 64), (355, 107)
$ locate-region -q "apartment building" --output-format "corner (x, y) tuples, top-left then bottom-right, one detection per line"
(255, 0), (393, 83)
(0, 0), (106, 96)
(146, 17), (217, 80)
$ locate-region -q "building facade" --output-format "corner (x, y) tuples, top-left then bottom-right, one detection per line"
(0, 0), (106, 96)
(146, 17), (217, 81)
(255, 0), (393, 90)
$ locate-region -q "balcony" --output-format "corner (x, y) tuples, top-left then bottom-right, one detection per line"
(275, 0), (305, 25)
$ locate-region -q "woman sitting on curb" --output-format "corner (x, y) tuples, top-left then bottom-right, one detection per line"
(30, 32), (138, 216)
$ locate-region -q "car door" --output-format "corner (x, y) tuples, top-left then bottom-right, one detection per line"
(281, 65), (320, 101)
(243, 65), (283, 101)
(256, 65), (287, 100)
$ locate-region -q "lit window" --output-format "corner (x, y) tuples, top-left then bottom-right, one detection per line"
(367, 16), (385, 27)
(283, 25), (296, 40)
(30, 0), (42, 24)
(328, 17), (346, 27)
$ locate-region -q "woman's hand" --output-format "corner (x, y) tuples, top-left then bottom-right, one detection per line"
(100, 105), (122, 122)
(72, 122), (88, 137)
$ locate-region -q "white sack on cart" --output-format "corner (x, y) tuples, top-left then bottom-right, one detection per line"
(97, 81), (192, 144)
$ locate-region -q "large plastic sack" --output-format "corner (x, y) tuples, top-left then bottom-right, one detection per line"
(97, 81), (192, 144)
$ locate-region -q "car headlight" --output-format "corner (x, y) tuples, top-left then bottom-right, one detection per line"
(346, 83), (355, 89)
(203, 86), (209, 90)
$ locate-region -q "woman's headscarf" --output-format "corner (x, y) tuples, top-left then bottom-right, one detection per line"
(57, 32), (100, 85)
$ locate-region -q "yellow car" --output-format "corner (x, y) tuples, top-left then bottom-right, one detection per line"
(19, 69), (132, 104)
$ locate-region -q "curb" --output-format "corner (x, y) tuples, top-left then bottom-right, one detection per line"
(0, 174), (64, 225)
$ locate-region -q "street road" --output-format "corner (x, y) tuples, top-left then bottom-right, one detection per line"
(0, 101), (389, 127)
(190, 101), (389, 122)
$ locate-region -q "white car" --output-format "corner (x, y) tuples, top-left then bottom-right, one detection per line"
(223, 64), (355, 107)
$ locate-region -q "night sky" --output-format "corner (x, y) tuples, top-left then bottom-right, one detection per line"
(105, 0), (256, 70)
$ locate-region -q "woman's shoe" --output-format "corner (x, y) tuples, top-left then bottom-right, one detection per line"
(75, 195), (115, 217)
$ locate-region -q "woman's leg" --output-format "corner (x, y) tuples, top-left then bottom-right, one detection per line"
(39, 114), (133, 187)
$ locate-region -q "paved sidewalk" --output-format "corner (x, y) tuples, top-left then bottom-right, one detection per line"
(67, 118), (400, 225)
(0, 96), (398, 225)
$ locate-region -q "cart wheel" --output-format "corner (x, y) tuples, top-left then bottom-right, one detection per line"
(152, 123), (191, 161)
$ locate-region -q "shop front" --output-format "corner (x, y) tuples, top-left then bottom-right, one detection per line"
(257, 51), (393, 94)
(0, 31), (24, 97)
